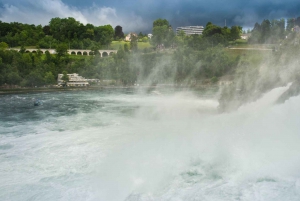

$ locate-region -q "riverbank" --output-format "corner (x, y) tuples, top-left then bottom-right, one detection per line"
(0, 86), (102, 95)
(0, 83), (221, 95)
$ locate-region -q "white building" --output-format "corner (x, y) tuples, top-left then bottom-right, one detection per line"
(148, 33), (153, 39)
(57, 73), (89, 87)
(125, 33), (138, 41)
(176, 26), (204, 36)
(241, 34), (251, 40)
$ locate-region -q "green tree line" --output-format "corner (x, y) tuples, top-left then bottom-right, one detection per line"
(0, 18), (246, 87)
(0, 17), (114, 50)
(0, 43), (238, 87)
(248, 17), (300, 44)
(0, 18), (250, 88)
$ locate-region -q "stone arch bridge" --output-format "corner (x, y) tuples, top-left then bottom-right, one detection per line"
(9, 48), (118, 57)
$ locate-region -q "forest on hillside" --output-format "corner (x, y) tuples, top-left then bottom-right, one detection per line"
(0, 17), (299, 88)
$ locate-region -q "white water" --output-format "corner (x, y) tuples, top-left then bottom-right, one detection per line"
(1, 86), (300, 201)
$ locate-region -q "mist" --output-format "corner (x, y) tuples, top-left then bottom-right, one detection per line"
(91, 85), (300, 201)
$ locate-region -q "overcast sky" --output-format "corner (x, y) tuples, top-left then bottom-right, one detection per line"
(0, 0), (299, 33)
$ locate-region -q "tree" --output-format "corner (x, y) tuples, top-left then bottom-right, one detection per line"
(253, 22), (261, 32)
(138, 32), (145, 40)
(124, 43), (129, 52)
(230, 26), (242, 41)
(43, 25), (51, 35)
(55, 43), (68, 57)
(260, 19), (271, 43)
(25, 70), (44, 87)
(49, 17), (62, 40)
(84, 28), (94, 40)
(49, 17), (80, 42)
(94, 25), (114, 47)
(130, 34), (138, 51)
(18, 30), (28, 46)
(249, 18), (285, 44)
(61, 71), (69, 86)
(221, 26), (231, 41)
(114, 25), (124, 40)
(151, 19), (174, 47)
(141, 36), (149, 43)
(177, 30), (186, 40)
(90, 42), (101, 55)
(211, 34), (227, 46)
(20, 45), (26, 54)
(44, 71), (56, 85)
(202, 22), (222, 37)
(0, 21), (11, 38)
(6, 71), (22, 85)
(248, 29), (261, 44)
(153, 19), (169, 27)
(270, 19), (285, 42)
(38, 35), (56, 49)
(0, 42), (8, 50)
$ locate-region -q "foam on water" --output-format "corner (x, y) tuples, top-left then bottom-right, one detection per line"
(0, 87), (300, 201)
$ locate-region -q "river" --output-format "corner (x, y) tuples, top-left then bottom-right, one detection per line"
(0, 86), (300, 201)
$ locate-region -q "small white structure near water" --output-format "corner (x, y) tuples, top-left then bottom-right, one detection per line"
(57, 73), (90, 87)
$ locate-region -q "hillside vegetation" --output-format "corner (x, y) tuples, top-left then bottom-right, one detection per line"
(0, 17), (299, 89)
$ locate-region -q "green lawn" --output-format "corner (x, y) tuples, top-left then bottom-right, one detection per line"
(225, 48), (270, 57)
(228, 40), (276, 49)
(110, 41), (152, 50)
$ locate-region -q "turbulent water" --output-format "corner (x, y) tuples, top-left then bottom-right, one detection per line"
(1, 86), (300, 201)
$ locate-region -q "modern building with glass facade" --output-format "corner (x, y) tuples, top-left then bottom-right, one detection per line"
(176, 26), (204, 35)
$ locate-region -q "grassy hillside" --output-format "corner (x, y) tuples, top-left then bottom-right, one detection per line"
(110, 41), (153, 50)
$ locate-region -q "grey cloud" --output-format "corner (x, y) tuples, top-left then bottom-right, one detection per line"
(0, 0), (300, 32)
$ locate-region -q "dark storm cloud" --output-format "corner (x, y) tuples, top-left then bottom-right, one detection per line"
(0, 0), (300, 32)
(61, 0), (300, 30)
(0, 2), (4, 17)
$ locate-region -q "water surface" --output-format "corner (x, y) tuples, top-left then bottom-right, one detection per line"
(1, 87), (300, 201)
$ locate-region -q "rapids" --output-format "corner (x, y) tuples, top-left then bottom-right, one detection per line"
(0, 86), (300, 201)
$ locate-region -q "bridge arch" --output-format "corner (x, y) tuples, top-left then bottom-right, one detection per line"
(8, 48), (117, 56)
(102, 52), (108, 57)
